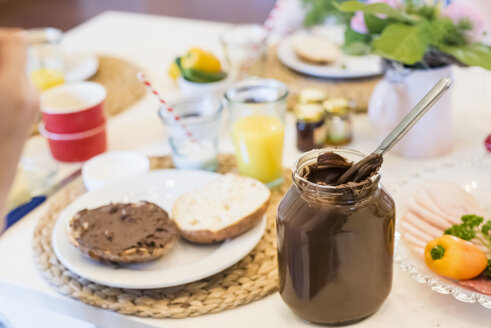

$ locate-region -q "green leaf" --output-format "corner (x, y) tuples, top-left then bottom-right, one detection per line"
(372, 24), (430, 64)
(364, 13), (397, 34)
(302, 0), (351, 27)
(335, 1), (408, 22)
(345, 27), (371, 45)
(343, 41), (371, 55)
(439, 44), (491, 70)
(428, 18), (467, 47)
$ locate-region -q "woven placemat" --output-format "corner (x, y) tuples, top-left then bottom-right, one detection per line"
(33, 154), (290, 318)
(254, 46), (381, 112)
(89, 56), (146, 117)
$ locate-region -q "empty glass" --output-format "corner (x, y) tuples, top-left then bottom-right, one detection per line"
(159, 96), (223, 171)
(220, 24), (268, 79)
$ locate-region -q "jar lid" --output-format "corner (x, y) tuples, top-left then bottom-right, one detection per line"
(295, 103), (325, 122)
(298, 88), (326, 104)
(323, 97), (350, 114)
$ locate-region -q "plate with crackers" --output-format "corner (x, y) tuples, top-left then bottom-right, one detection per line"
(277, 29), (383, 79)
(52, 170), (270, 289)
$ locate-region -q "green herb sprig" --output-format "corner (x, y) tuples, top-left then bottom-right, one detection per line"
(445, 214), (491, 278)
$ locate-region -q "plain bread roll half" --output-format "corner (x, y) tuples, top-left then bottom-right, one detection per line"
(292, 34), (341, 64)
(172, 173), (271, 243)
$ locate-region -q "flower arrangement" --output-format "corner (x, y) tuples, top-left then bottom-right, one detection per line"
(303, 0), (491, 69)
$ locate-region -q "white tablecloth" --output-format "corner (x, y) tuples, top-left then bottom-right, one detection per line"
(2, 11), (491, 327)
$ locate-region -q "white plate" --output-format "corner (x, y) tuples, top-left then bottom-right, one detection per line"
(64, 52), (99, 82)
(276, 30), (383, 79)
(389, 156), (491, 309)
(52, 169), (267, 289)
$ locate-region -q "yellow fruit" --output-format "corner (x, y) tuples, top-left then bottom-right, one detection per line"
(30, 68), (65, 91)
(168, 61), (181, 81)
(181, 47), (222, 73)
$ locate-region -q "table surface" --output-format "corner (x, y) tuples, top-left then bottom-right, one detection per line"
(2, 11), (491, 328)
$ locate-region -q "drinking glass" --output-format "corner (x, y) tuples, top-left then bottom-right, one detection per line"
(27, 27), (65, 91)
(159, 96), (223, 171)
(225, 78), (288, 187)
(220, 24), (268, 79)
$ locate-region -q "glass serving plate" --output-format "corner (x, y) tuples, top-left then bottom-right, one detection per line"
(388, 155), (491, 309)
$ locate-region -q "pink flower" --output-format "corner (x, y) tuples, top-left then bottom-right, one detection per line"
(350, 0), (403, 34)
(351, 11), (368, 34)
(441, 3), (486, 42)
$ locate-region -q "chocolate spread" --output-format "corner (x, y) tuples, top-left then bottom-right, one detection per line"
(71, 202), (177, 254)
(277, 151), (395, 325)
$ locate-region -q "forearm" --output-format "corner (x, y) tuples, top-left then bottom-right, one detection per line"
(0, 134), (29, 232)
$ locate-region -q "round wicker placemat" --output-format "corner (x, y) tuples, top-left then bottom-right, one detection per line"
(33, 154), (290, 318)
(252, 46), (381, 112)
(89, 56), (146, 117)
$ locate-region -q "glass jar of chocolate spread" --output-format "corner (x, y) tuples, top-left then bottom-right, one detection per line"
(277, 149), (395, 325)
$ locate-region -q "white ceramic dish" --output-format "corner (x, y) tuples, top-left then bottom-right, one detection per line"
(276, 30), (383, 79)
(52, 169), (267, 289)
(389, 155), (491, 309)
(82, 151), (150, 191)
(64, 51), (99, 82)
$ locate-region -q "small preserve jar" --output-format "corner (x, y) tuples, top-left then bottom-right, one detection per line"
(295, 103), (326, 152)
(323, 97), (352, 145)
(277, 149), (395, 325)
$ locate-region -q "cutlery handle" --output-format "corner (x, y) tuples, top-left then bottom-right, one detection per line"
(6, 196), (47, 229)
(375, 77), (452, 155)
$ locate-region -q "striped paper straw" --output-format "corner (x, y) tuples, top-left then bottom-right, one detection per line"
(238, 0), (286, 78)
(137, 72), (199, 144)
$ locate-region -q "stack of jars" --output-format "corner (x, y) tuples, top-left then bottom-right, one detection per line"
(294, 88), (353, 152)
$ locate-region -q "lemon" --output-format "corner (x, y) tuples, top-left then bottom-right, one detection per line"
(168, 61), (181, 81)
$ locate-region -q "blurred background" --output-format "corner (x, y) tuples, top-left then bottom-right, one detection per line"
(0, 0), (277, 29)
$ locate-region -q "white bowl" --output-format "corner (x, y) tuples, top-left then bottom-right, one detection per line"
(177, 75), (232, 98)
(82, 151), (150, 191)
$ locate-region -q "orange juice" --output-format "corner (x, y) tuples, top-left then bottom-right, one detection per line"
(30, 68), (65, 91)
(231, 115), (284, 185)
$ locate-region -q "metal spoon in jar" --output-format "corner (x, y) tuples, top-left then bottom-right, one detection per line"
(336, 77), (452, 185)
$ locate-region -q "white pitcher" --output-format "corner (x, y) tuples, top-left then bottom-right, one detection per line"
(368, 65), (453, 158)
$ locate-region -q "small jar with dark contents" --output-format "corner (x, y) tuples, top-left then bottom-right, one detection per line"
(323, 97), (352, 145)
(276, 149), (395, 325)
(295, 103), (326, 152)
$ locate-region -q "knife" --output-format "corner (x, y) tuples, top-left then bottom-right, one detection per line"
(6, 168), (82, 229)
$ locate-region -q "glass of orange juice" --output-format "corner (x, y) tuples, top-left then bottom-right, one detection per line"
(27, 28), (65, 91)
(225, 78), (288, 187)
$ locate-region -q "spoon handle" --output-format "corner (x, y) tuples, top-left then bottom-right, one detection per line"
(374, 77), (452, 156)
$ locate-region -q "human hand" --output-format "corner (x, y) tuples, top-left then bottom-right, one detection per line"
(0, 29), (40, 231)
(0, 29), (39, 140)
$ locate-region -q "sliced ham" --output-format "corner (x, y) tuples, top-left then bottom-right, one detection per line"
(401, 220), (434, 244)
(407, 199), (452, 230)
(401, 230), (427, 250)
(402, 210), (445, 238)
(459, 277), (491, 296)
(422, 180), (484, 219)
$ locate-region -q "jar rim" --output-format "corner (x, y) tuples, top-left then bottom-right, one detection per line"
(292, 148), (381, 194)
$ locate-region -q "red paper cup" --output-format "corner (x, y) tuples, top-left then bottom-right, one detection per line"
(41, 82), (106, 134)
(39, 121), (107, 162)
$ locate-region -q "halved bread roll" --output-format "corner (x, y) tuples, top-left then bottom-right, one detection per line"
(172, 174), (271, 243)
(292, 34), (341, 64)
